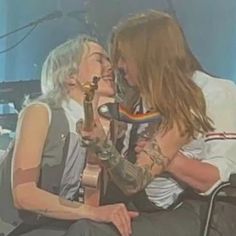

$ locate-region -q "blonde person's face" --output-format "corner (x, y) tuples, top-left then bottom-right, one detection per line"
(78, 42), (115, 97)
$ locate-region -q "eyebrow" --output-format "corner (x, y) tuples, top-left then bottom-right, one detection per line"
(88, 52), (110, 60)
(88, 52), (104, 57)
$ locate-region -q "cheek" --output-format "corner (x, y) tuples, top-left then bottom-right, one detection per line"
(77, 65), (88, 83)
(78, 61), (95, 83)
(97, 80), (116, 96)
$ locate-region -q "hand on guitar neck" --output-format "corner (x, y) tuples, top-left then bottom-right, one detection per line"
(78, 76), (111, 154)
(79, 76), (108, 207)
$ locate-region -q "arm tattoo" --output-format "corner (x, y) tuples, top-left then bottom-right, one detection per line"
(94, 142), (153, 195)
(142, 137), (170, 170)
(87, 135), (168, 196)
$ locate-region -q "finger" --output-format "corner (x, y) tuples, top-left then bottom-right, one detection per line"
(77, 122), (95, 139)
(94, 118), (106, 132)
(128, 211), (139, 218)
(120, 205), (132, 235)
(113, 214), (129, 236)
(136, 153), (147, 166)
(80, 130), (96, 141)
(94, 117), (102, 125)
(135, 139), (150, 151)
(136, 140), (148, 147)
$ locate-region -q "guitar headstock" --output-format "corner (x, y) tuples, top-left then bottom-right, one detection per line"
(82, 76), (101, 131)
(82, 76), (101, 102)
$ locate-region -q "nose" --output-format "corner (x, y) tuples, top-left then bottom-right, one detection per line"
(103, 58), (112, 73)
(101, 59), (114, 81)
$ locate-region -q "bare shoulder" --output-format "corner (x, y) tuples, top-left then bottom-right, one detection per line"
(16, 102), (51, 138)
(23, 102), (50, 115)
(13, 103), (51, 173)
(20, 102), (50, 125)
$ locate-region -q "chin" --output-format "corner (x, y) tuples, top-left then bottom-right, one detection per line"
(99, 84), (116, 97)
(100, 89), (116, 98)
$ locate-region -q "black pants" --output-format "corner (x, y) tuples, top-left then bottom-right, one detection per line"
(16, 200), (236, 236)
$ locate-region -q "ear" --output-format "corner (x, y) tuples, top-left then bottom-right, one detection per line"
(65, 74), (77, 87)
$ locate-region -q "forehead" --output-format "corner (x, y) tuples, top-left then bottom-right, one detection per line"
(85, 41), (107, 57)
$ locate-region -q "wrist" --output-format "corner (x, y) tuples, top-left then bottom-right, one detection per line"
(77, 204), (97, 220)
(97, 142), (120, 169)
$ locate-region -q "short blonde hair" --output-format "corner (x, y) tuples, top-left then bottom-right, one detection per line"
(40, 35), (98, 107)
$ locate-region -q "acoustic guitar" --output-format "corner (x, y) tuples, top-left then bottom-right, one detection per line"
(78, 76), (102, 207)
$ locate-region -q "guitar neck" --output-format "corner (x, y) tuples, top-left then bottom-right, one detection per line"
(83, 100), (94, 131)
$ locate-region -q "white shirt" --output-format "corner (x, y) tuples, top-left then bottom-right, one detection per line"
(186, 71), (236, 194)
(121, 71), (236, 208)
(61, 98), (84, 133)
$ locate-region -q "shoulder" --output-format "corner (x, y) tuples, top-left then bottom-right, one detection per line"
(19, 102), (52, 125)
(15, 102), (52, 137)
(192, 71), (236, 107)
(193, 71), (236, 131)
(192, 71), (236, 97)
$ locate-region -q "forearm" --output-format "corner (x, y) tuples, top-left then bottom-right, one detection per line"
(96, 142), (165, 195)
(13, 185), (94, 220)
(167, 152), (220, 192)
(103, 147), (152, 195)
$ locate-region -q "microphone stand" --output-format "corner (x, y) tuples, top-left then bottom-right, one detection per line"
(0, 11), (62, 54)
(0, 10), (63, 39)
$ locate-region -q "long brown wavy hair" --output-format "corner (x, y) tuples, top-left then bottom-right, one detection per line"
(110, 10), (214, 137)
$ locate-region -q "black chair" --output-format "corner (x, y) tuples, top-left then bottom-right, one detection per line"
(202, 173), (236, 236)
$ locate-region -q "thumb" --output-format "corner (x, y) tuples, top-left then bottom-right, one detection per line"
(136, 139), (148, 148)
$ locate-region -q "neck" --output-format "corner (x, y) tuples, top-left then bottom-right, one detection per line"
(68, 86), (114, 133)
(69, 90), (84, 105)
(97, 96), (114, 134)
(69, 87), (100, 114)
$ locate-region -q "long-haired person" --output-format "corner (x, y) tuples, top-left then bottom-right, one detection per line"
(0, 35), (138, 236)
(83, 11), (236, 236)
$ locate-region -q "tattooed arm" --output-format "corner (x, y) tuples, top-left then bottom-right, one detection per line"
(93, 138), (169, 196)
(87, 121), (189, 196)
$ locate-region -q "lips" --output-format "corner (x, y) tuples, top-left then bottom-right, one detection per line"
(101, 74), (114, 81)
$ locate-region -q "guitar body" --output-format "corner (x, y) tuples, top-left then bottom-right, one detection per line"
(80, 157), (102, 206)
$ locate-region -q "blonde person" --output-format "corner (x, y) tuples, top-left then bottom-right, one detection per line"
(0, 35), (139, 236)
(81, 11), (236, 236)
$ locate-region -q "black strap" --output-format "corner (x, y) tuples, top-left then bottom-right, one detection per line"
(126, 98), (143, 163)
(126, 124), (139, 163)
